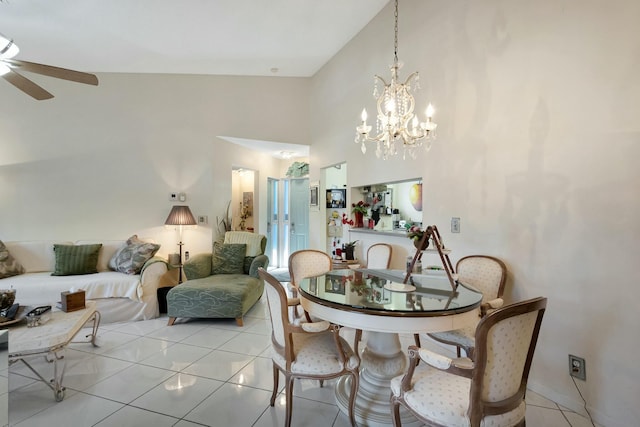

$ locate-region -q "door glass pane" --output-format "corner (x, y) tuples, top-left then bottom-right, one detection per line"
(267, 178), (279, 266)
(289, 178), (309, 254)
(283, 180), (290, 222)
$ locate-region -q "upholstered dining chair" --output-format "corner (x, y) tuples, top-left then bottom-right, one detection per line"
(415, 255), (507, 358)
(365, 243), (392, 269)
(352, 243), (393, 349)
(391, 297), (547, 427)
(288, 249), (332, 321)
(258, 268), (360, 427)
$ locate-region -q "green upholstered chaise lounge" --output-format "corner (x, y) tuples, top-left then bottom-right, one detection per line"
(166, 231), (269, 326)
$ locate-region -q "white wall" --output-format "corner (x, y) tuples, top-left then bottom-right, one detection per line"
(0, 73), (310, 258)
(309, 1), (640, 426)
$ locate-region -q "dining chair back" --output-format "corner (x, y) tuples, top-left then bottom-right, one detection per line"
(457, 255), (507, 306)
(288, 249), (332, 321)
(350, 243), (393, 351)
(258, 268), (360, 427)
(288, 249), (332, 287)
(366, 243), (392, 269)
(391, 297), (547, 427)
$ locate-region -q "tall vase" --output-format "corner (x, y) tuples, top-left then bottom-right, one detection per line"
(354, 211), (364, 228)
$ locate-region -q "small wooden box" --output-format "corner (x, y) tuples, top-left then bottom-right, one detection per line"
(60, 290), (86, 312)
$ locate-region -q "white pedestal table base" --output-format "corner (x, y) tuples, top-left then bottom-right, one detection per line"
(335, 332), (421, 427)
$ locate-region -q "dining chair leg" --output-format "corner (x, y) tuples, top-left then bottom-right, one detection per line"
(285, 376), (295, 427)
(412, 334), (423, 365)
(270, 363), (279, 406)
(390, 394), (402, 427)
(303, 310), (312, 322)
(354, 329), (363, 354)
(462, 345), (474, 359)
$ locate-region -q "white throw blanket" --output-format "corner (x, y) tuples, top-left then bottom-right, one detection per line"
(2, 271), (142, 306)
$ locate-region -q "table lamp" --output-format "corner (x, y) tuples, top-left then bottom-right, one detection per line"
(165, 205), (197, 283)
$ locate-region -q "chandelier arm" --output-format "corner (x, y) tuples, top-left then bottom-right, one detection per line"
(374, 75), (388, 87)
(402, 71), (420, 87)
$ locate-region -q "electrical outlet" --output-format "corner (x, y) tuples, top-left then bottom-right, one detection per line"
(451, 217), (460, 233)
(569, 354), (586, 380)
(198, 215), (208, 225)
(169, 193), (178, 201)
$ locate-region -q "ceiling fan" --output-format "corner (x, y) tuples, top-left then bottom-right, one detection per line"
(0, 32), (98, 100)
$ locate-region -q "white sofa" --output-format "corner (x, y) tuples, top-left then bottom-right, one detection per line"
(0, 240), (174, 323)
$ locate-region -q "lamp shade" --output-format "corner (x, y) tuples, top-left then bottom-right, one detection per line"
(165, 205), (197, 226)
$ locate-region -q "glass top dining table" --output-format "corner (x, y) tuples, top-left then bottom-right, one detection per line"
(298, 268), (483, 323)
(297, 269), (483, 427)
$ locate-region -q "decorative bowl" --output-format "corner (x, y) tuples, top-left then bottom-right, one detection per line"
(0, 289), (16, 310)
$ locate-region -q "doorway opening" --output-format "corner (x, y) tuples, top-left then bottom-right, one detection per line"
(322, 162), (347, 258)
(266, 177), (309, 268)
(231, 167), (256, 232)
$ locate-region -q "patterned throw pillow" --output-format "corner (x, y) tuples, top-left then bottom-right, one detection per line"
(110, 235), (160, 275)
(0, 240), (25, 279)
(211, 242), (246, 275)
(52, 243), (102, 276)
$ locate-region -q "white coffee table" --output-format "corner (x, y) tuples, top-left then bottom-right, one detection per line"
(8, 301), (100, 401)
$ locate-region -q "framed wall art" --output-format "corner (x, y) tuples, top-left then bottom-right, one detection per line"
(310, 181), (320, 211)
(326, 189), (346, 209)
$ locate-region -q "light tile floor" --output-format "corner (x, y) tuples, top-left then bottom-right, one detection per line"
(4, 296), (599, 427)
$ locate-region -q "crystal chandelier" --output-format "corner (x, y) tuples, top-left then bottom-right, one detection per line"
(355, 0), (437, 160)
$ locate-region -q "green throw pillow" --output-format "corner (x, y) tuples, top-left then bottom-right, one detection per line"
(52, 244), (102, 276)
(184, 253), (213, 280)
(0, 240), (25, 279)
(243, 256), (256, 275)
(211, 242), (246, 275)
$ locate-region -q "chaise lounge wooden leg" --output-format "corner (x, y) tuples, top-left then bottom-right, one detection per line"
(167, 317), (176, 326)
(235, 317), (244, 327)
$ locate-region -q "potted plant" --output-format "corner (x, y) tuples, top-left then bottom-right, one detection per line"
(343, 240), (358, 260)
(407, 225), (432, 250)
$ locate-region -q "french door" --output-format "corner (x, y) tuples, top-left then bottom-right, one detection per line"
(266, 177), (309, 267)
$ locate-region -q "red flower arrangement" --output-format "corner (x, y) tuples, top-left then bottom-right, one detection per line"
(351, 201), (370, 214)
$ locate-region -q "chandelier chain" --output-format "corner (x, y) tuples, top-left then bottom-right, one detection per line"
(394, 0), (399, 64)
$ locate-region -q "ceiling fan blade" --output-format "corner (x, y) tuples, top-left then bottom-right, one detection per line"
(5, 59), (98, 86)
(2, 69), (54, 100)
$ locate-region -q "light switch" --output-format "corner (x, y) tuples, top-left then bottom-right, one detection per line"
(451, 217), (460, 233)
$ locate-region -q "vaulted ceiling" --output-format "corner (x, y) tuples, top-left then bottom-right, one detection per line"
(0, 0), (388, 77)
